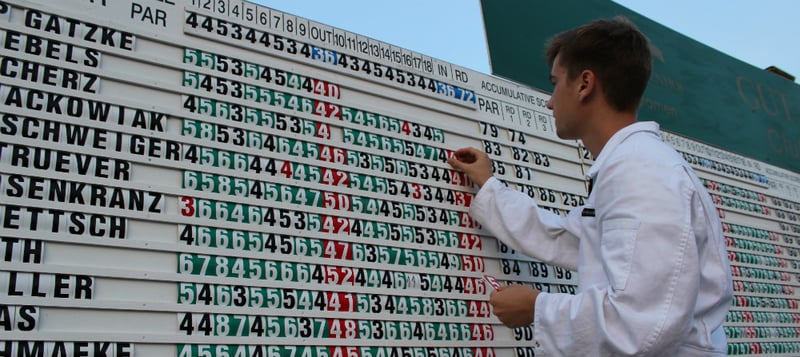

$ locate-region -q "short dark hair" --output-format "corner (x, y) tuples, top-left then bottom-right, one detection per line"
(545, 16), (651, 113)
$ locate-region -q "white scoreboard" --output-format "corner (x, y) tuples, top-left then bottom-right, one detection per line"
(0, 1), (798, 356)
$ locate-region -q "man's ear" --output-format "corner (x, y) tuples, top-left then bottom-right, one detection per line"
(577, 70), (596, 101)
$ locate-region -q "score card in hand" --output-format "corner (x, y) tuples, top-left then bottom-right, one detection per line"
(483, 275), (502, 290)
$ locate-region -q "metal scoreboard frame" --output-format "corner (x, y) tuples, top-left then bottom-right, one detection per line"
(0, 1), (798, 356)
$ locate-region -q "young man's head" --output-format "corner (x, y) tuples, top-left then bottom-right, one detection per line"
(545, 16), (652, 114)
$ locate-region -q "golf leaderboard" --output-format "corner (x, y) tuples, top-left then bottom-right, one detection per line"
(0, 0), (798, 356)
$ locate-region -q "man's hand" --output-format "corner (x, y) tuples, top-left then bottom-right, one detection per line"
(490, 284), (540, 328)
(447, 147), (494, 187)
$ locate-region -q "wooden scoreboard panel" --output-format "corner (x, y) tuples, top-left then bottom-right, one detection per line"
(0, 1), (797, 356)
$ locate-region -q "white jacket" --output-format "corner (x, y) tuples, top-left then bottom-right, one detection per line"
(471, 122), (733, 356)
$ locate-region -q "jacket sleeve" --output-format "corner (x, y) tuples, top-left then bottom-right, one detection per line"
(532, 158), (702, 356)
(470, 177), (581, 271)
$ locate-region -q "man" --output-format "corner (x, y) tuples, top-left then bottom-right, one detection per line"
(448, 16), (732, 356)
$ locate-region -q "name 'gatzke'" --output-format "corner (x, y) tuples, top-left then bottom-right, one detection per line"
(23, 9), (135, 51)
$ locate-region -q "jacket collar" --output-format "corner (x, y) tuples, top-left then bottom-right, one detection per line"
(585, 121), (660, 181)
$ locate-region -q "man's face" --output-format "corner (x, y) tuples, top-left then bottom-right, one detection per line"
(547, 54), (582, 140)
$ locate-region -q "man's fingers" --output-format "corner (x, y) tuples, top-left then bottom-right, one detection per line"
(448, 148), (476, 168)
(447, 156), (463, 170)
(455, 150), (477, 164)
